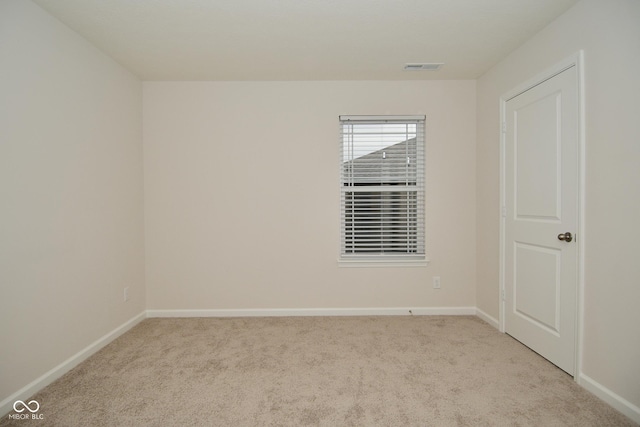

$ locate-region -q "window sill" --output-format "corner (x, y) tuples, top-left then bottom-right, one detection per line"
(338, 257), (429, 268)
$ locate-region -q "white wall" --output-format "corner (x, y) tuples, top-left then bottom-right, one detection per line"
(476, 0), (640, 415)
(144, 81), (476, 311)
(0, 0), (144, 405)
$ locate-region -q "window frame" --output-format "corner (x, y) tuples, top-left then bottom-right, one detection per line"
(338, 115), (428, 268)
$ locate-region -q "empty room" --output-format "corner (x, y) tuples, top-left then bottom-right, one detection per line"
(1, 0), (639, 425)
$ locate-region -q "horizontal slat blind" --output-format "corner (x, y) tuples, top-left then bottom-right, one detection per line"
(340, 116), (425, 259)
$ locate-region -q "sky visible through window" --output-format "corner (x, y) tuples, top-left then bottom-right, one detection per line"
(342, 123), (417, 162)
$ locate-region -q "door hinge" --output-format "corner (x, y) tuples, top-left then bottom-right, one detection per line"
(501, 206), (507, 218)
(501, 289), (506, 301)
(502, 121), (507, 133)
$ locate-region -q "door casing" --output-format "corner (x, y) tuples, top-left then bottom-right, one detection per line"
(499, 51), (585, 379)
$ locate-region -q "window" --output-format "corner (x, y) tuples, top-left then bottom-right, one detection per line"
(339, 115), (426, 266)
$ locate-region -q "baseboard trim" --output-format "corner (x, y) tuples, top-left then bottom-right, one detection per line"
(0, 311), (146, 418)
(146, 307), (477, 318)
(475, 308), (500, 330)
(578, 373), (640, 424)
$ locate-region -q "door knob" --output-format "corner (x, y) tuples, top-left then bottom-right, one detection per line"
(557, 232), (573, 242)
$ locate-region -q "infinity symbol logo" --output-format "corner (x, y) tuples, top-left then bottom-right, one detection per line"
(13, 400), (40, 413)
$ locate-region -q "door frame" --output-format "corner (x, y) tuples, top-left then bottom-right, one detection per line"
(499, 51), (585, 379)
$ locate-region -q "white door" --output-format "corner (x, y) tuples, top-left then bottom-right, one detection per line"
(504, 65), (578, 375)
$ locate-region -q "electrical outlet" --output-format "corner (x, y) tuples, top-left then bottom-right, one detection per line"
(433, 276), (441, 289)
(124, 287), (129, 302)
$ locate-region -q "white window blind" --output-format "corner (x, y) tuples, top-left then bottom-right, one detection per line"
(340, 116), (425, 262)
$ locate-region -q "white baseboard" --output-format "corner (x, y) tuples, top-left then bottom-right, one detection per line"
(0, 311), (146, 417)
(475, 308), (500, 330)
(146, 306), (477, 318)
(578, 373), (640, 424)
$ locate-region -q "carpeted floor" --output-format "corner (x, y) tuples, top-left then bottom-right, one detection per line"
(1, 316), (636, 426)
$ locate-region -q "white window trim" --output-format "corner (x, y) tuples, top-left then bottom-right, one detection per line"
(337, 257), (429, 268)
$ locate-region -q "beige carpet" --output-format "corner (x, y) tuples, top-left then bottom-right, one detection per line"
(1, 316), (635, 426)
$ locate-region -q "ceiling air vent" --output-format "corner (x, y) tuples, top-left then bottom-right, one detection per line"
(403, 63), (443, 71)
